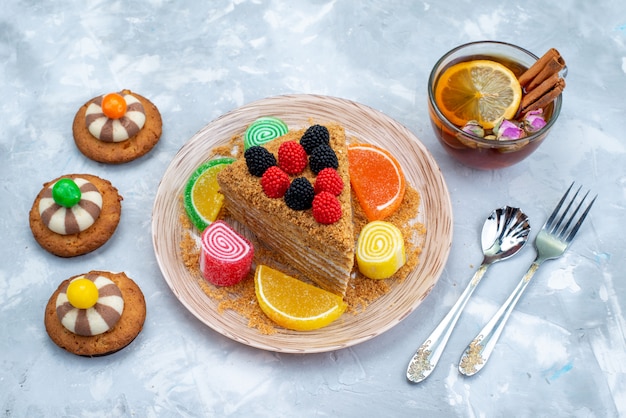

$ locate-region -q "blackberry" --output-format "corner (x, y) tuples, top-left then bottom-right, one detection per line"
(300, 124), (330, 154)
(244, 146), (276, 177)
(309, 144), (338, 174)
(284, 177), (314, 210)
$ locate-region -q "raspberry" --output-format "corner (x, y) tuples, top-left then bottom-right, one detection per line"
(278, 141), (308, 175)
(309, 144), (338, 174)
(300, 124), (330, 154)
(284, 177), (314, 210)
(312, 191), (342, 224)
(261, 166), (290, 198)
(244, 146), (276, 177)
(314, 168), (344, 196)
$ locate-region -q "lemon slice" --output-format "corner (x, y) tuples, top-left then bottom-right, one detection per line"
(254, 265), (347, 331)
(434, 60), (522, 129)
(183, 158), (234, 231)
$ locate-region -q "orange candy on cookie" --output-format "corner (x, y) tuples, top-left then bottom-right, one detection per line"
(101, 93), (127, 119)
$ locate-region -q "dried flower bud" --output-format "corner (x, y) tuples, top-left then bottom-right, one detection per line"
(493, 117), (525, 140)
(523, 109), (547, 133)
(461, 120), (485, 138)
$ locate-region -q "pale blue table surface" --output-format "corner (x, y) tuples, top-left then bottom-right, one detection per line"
(1, 1), (625, 416)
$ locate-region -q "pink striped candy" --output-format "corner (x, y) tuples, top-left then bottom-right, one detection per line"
(200, 221), (254, 286)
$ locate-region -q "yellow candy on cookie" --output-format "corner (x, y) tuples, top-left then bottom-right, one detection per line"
(356, 221), (406, 280)
(66, 278), (99, 309)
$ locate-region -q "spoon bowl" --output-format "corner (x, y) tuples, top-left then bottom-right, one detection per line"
(406, 206), (530, 383)
(482, 206), (531, 263)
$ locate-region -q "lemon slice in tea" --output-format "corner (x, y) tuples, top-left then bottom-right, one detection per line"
(434, 60), (522, 129)
(184, 158), (234, 231)
(254, 265), (347, 331)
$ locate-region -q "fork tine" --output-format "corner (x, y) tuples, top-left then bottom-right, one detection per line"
(545, 182), (574, 232)
(564, 193), (597, 243)
(552, 185), (582, 235)
(559, 189), (589, 235)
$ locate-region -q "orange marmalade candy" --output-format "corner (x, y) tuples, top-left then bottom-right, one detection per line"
(101, 93), (127, 119)
(347, 143), (406, 221)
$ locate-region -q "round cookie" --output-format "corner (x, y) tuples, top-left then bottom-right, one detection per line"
(72, 89), (162, 164)
(29, 174), (122, 257)
(44, 271), (146, 357)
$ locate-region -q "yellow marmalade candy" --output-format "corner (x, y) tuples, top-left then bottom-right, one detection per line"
(356, 221), (406, 279)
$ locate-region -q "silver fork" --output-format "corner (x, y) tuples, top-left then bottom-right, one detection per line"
(458, 183), (597, 377)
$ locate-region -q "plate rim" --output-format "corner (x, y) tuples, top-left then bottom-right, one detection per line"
(151, 93), (453, 353)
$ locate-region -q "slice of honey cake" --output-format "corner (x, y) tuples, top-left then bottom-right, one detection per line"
(217, 124), (354, 296)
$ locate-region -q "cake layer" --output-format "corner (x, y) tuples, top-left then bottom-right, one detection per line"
(217, 124), (354, 296)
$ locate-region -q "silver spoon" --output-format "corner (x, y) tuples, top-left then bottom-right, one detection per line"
(406, 206), (530, 383)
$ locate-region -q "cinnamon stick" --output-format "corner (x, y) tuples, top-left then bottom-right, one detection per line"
(517, 48), (566, 114)
(518, 48), (565, 90)
(521, 77), (566, 114)
(521, 73), (559, 110)
(525, 56), (566, 91)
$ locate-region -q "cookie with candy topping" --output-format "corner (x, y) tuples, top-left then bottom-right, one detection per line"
(44, 271), (146, 356)
(72, 89), (162, 163)
(29, 173), (122, 257)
